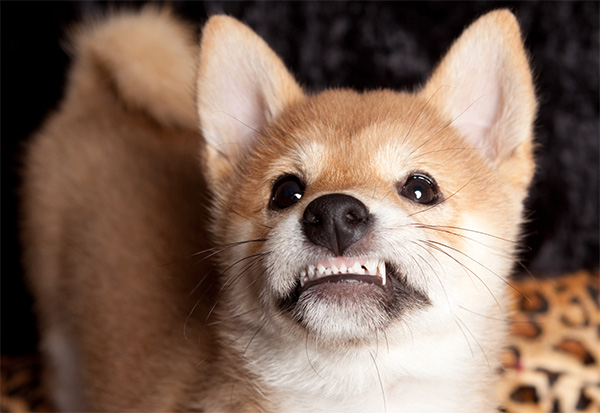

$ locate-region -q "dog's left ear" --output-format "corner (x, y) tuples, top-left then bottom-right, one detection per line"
(197, 16), (304, 185)
(421, 10), (536, 169)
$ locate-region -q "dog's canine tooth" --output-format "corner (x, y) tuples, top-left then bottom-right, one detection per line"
(379, 261), (386, 285)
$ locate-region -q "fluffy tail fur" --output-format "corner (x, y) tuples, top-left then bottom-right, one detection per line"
(64, 7), (198, 130)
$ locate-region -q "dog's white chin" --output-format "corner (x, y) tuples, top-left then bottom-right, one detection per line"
(292, 282), (391, 342)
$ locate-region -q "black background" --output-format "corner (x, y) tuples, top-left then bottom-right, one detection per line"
(3, 1), (599, 355)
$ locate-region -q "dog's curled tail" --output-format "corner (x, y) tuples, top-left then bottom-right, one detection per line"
(64, 7), (198, 130)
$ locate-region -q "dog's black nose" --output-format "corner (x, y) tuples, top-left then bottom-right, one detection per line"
(302, 194), (371, 256)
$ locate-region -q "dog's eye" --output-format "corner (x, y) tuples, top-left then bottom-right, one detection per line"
(270, 175), (305, 210)
(399, 173), (439, 205)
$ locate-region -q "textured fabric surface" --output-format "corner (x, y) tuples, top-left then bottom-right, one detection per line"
(498, 271), (600, 412)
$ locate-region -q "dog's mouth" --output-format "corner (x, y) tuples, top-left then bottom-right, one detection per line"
(276, 255), (429, 341)
(299, 257), (386, 293)
(278, 255), (429, 323)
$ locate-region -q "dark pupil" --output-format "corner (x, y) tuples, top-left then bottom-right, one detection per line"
(272, 177), (304, 209)
(412, 184), (424, 199)
(402, 175), (436, 204)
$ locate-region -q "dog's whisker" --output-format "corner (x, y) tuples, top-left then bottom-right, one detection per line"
(406, 169), (482, 217)
(242, 320), (268, 358)
(457, 305), (539, 324)
(184, 297), (205, 341)
(206, 254), (269, 322)
(452, 316), (475, 358)
(410, 146), (480, 160)
(401, 85), (447, 147)
(382, 327), (391, 355)
(205, 307), (261, 326)
(223, 262), (268, 301)
(453, 315), (491, 371)
(191, 238), (267, 259)
(428, 240), (528, 302)
(369, 351), (387, 413)
(305, 332), (325, 381)
(192, 252), (266, 305)
(420, 239), (502, 311)
(408, 223), (519, 245)
(411, 243), (451, 309)
(403, 93), (492, 163)
(189, 253), (265, 330)
(189, 242), (265, 298)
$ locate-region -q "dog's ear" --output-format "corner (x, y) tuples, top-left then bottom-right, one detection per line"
(197, 16), (304, 184)
(421, 10), (536, 170)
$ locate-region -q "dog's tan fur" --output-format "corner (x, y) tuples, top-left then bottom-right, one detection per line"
(22, 7), (536, 411)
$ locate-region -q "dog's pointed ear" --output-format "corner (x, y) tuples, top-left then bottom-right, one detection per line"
(197, 16), (304, 184)
(421, 10), (536, 168)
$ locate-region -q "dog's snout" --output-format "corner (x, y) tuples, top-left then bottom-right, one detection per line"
(302, 194), (371, 256)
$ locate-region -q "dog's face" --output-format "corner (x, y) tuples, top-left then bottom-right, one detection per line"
(205, 90), (524, 344)
(197, 12), (536, 346)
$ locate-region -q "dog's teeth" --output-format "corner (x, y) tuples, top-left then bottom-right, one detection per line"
(379, 262), (386, 285)
(300, 257), (387, 286)
(368, 259), (378, 276)
(364, 259), (372, 274)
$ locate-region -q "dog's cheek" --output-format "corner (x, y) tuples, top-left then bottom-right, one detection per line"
(261, 212), (308, 299)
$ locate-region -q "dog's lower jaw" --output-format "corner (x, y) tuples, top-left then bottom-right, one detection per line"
(212, 240), (505, 410)
(275, 264), (430, 343)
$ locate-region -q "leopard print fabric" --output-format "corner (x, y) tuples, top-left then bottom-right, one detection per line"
(0, 355), (53, 412)
(498, 270), (600, 412)
(2, 271), (598, 412)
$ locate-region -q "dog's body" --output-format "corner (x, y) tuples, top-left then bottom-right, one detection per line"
(22, 8), (536, 412)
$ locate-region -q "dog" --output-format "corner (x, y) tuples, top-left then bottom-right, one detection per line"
(21, 7), (536, 411)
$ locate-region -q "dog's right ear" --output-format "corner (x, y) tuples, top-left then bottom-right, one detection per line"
(197, 16), (304, 184)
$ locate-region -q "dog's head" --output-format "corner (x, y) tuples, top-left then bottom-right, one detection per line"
(196, 11), (536, 345)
